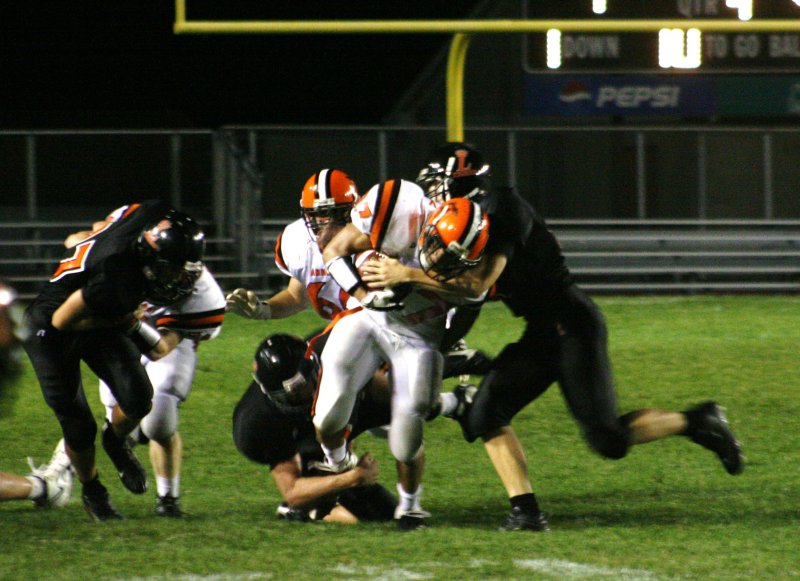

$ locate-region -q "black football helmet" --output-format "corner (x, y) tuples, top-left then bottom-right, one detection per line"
(253, 334), (319, 418)
(416, 142), (490, 202)
(135, 210), (205, 305)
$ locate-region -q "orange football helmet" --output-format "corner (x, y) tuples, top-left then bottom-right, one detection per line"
(418, 197), (490, 281)
(300, 169), (358, 236)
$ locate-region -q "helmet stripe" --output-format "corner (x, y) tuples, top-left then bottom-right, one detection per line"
(314, 169), (328, 202)
(464, 204), (484, 251)
(458, 201), (477, 248)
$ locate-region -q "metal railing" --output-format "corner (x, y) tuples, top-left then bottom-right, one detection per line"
(2, 125), (800, 297)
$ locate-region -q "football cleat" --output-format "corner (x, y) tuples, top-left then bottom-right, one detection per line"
(276, 502), (310, 522)
(101, 421), (148, 494)
(442, 383), (478, 421)
(394, 508), (431, 531)
(27, 438), (74, 508)
(499, 506), (550, 532)
(684, 401), (744, 475)
(156, 494), (184, 518)
(308, 450), (359, 474)
(442, 339), (493, 380)
(82, 481), (123, 522)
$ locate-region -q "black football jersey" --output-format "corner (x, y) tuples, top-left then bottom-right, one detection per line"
(247, 381), (391, 472)
(28, 200), (173, 322)
(479, 187), (573, 319)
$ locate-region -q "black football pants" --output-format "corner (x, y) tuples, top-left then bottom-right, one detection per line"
(461, 285), (629, 459)
(24, 322), (153, 451)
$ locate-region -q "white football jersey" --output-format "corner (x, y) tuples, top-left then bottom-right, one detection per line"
(351, 179), (475, 343)
(146, 266), (226, 342)
(100, 205), (225, 341)
(275, 218), (352, 320)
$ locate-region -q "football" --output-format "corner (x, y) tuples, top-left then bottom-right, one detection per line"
(354, 250), (388, 290)
(353, 250), (413, 301)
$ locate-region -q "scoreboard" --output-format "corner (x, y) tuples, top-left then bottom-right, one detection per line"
(524, 0), (800, 73)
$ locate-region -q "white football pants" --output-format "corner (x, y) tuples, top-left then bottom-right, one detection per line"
(100, 339), (197, 442)
(313, 310), (442, 463)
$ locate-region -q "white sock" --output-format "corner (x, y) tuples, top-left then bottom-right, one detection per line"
(440, 392), (458, 416)
(324, 443), (348, 465)
(26, 476), (46, 500)
(170, 477), (180, 497)
(156, 476), (171, 497)
(396, 483), (422, 512)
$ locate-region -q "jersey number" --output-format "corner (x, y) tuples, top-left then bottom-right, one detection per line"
(357, 198), (372, 219)
(307, 282), (348, 319)
(50, 240), (95, 282)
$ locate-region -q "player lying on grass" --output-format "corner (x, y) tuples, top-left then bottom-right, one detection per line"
(1, 282), (74, 509)
(0, 440), (73, 508)
(233, 330), (480, 525)
(233, 333), (396, 524)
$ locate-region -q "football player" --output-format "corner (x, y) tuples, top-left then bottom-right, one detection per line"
(0, 440), (74, 508)
(98, 266), (224, 517)
(226, 172), (485, 524)
(361, 142), (745, 531)
(226, 168), (359, 322)
(233, 333), (398, 524)
(316, 181), (489, 530)
(225, 168), (491, 380)
(23, 201), (206, 521)
(67, 207), (225, 518)
(1, 282), (74, 509)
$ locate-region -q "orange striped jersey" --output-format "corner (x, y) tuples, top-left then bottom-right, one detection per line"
(147, 267), (225, 342)
(351, 179), (437, 266)
(350, 179), (484, 345)
(274, 218), (354, 320)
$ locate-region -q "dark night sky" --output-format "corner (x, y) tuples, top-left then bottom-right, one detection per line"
(0, 1), (480, 129)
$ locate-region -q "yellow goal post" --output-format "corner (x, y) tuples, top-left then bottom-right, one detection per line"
(174, 0), (799, 141)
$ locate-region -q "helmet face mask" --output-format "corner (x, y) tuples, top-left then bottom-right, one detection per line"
(300, 169), (358, 238)
(302, 204), (352, 236)
(136, 211), (205, 305)
(253, 334), (318, 417)
(418, 198), (490, 282)
(143, 260), (202, 305)
(417, 142), (490, 203)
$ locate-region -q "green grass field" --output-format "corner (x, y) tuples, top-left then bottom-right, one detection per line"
(2, 296), (798, 580)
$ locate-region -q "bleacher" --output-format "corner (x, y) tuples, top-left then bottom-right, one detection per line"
(551, 220), (800, 293)
(5, 218), (797, 301)
(0, 220), (269, 301)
